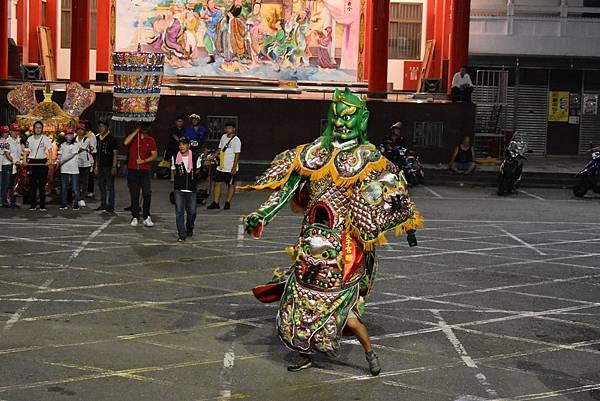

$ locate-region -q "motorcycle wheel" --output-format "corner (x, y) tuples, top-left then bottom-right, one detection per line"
(497, 174), (511, 196)
(573, 180), (588, 198)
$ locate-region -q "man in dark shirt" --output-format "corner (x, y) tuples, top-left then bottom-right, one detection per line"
(184, 114), (207, 155)
(379, 122), (407, 166)
(94, 121), (118, 212)
(166, 116), (186, 161)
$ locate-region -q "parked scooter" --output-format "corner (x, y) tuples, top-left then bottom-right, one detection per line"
(497, 133), (532, 196)
(380, 144), (425, 186)
(573, 146), (600, 197)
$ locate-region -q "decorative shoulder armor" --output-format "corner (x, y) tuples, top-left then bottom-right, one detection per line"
(348, 161), (423, 249)
(241, 147), (299, 190)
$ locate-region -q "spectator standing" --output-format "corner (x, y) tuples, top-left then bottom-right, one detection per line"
(6, 124), (23, 207)
(451, 66), (474, 103)
(166, 116), (186, 162)
(184, 114), (207, 155)
(86, 123), (98, 198)
(171, 137), (202, 242)
(25, 121), (53, 211)
(207, 121), (241, 210)
(57, 132), (81, 210)
(94, 121), (118, 212)
(76, 123), (94, 207)
(448, 135), (476, 175)
(124, 124), (158, 227)
(0, 126), (12, 207)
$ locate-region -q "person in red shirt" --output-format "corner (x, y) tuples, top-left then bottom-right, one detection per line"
(124, 123), (158, 227)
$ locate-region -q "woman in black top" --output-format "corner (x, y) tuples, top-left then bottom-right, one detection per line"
(448, 135), (476, 175)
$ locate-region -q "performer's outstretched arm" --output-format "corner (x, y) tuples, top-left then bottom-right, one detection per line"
(244, 173), (302, 238)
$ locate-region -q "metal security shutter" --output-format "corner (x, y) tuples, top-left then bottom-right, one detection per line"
(515, 85), (548, 155)
(579, 92), (600, 154)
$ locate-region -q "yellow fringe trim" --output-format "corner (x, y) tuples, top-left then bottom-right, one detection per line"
(238, 146), (303, 192)
(296, 149), (389, 188)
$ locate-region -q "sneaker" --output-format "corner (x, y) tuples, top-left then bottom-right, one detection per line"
(143, 217), (154, 227)
(39, 208), (47, 212)
(130, 218), (139, 227)
(28, 207), (36, 211)
(59, 206), (69, 210)
(287, 354), (312, 372)
(177, 237), (186, 242)
(207, 202), (220, 209)
(73, 206), (80, 211)
(79, 200), (86, 207)
(95, 206), (107, 211)
(366, 351), (381, 376)
(186, 229), (193, 237)
(224, 202), (231, 210)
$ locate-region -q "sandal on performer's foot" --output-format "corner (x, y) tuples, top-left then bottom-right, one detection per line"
(287, 353), (312, 372)
(366, 351), (381, 376)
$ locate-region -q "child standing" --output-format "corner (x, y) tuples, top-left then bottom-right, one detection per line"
(58, 131), (81, 210)
(171, 137), (202, 242)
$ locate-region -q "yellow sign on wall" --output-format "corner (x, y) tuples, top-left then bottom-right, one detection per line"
(548, 91), (569, 122)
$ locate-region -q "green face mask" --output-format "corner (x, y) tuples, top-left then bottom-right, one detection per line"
(322, 88), (370, 150)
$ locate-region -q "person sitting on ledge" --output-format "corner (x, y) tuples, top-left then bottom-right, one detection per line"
(448, 135), (476, 175)
(451, 66), (474, 103)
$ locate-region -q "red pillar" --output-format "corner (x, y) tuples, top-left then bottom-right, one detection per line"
(363, 0), (373, 81)
(367, 0), (390, 94)
(447, 0), (471, 91)
(0, 0), (8, 79)
(96, 0), (110, 77)
(28, 0), (41, 63)
(70, 0), (90, 82)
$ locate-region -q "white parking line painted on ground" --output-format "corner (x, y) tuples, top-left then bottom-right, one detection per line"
(495, 225), (547, 256)
(67, 217), (116, 265)
(421, 185), (443, 198)
(3, 278), (54, 332)
(517, 189), (545, 201)
(432, 310), (499, 398)
(237, 223), (245, 248)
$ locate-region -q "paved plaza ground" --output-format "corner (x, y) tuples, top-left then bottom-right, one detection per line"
(0, 180), (599, 401)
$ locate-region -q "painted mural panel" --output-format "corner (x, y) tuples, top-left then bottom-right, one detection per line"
(115, 0), (363, 82)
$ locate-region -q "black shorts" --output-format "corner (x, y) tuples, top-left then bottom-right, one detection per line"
(214, 170), (236, 185)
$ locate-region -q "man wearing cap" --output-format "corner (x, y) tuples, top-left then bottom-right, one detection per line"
(171, 137), (202, 241)
(184, 114), (207, 151)
(0, 125), (13, 207)
(166, 116), (186, 162)
(94, 121), (118, 212)
(379, 121), (407, 167)
(6, 124), (23, 207)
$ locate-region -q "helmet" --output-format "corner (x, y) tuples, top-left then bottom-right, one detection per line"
(189, 113), (201, 120)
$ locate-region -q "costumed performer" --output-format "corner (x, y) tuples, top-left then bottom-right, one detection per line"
(243, 88), (422, 375)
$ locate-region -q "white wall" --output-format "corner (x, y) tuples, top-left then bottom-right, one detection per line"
(387, 0), (427, 90)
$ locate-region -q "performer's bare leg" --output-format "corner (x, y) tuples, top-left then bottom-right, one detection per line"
(213, 182), (222, 204)
(346, 317), (381, 376)
(226, 183), (236, 203)
(346, 317), (373, 352)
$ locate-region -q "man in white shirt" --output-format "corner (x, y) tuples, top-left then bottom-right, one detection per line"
(6, 124), (23, 207)
(76, 123), (94, 207)
(207, 121), (241, 210)
(451, 66), (474, 103)
(25, 121), (53, 211)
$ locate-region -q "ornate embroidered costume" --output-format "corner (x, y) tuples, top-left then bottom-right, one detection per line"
(244, 89), (422, 360)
